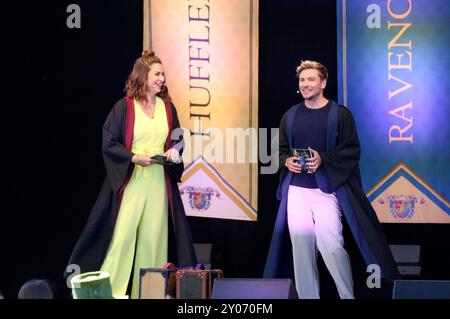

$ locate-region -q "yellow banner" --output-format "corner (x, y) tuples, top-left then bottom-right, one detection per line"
(144, 0), (258, 220)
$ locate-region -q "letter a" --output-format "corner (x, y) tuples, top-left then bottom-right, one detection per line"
(366, 4), (381, 29)
(366, 264), (381, 289)
(66, 4), (81, 29)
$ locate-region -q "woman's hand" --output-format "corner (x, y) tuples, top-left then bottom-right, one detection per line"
(164, 148), (182, 163)
(306, 147), (322, 174)
(285, 156), (302, 173)
(132, 154), (152, 167)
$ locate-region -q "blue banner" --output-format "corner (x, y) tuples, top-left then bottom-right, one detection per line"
(337, 0), (449, 222)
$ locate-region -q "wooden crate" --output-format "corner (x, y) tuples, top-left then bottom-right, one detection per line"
(139, 263), (177, 299)
(176, 269), (224, 299)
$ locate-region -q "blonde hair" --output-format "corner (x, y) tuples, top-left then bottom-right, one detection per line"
(295, 60), (328, 81)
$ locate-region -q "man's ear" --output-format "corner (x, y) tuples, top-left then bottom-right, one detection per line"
(321, 79), (327, 89)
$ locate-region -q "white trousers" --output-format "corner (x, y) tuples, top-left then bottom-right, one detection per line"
(287, 185), (354, 299)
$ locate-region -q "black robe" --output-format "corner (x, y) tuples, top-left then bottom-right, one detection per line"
(263, 101), (399, 282)
(65, 97), (197, 277)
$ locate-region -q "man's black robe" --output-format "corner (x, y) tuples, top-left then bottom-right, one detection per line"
(65, 97), (197, 277)
(263, 101), (399, 282)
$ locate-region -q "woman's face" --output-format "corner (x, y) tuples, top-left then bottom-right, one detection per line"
(146, 63), (165, 96)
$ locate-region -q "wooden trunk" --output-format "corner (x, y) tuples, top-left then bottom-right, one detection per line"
(176, 269), (224, 299)
(139, 263), (177, 299)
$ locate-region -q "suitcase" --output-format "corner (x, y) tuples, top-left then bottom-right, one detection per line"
(176, 268), (224, 299)
(139, 263), (177, 299)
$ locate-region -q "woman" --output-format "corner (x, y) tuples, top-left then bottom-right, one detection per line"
(66, 51), (197, 298)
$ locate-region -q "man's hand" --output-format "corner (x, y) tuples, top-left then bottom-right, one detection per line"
(285, 156), (302, 173)
(306, 147), (322, 174)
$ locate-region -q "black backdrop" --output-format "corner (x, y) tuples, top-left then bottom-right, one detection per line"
(5, 0), (449, 299)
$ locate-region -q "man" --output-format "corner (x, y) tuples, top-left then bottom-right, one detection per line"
(264, 60), (399, 299)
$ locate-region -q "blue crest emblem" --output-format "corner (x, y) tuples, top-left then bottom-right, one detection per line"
(378, 194), (423, 220)
(180, 186), (221, 212)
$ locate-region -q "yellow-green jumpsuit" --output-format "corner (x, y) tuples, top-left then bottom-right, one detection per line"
(100, 97), (168, 299)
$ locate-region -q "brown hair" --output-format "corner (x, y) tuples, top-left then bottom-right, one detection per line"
(295, 60), (328, 81)
(125, 50), (171, 102)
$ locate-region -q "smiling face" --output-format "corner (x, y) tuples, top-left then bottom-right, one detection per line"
(298, 68), (327, 102)
(146, 63), (165, 96)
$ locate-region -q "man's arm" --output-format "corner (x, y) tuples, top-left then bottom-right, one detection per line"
(319, 106), (361, 190)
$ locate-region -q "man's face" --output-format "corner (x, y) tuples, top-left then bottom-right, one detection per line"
(298, 68), (327, 101)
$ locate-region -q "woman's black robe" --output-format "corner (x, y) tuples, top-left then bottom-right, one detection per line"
(65, 97), (197, 277)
